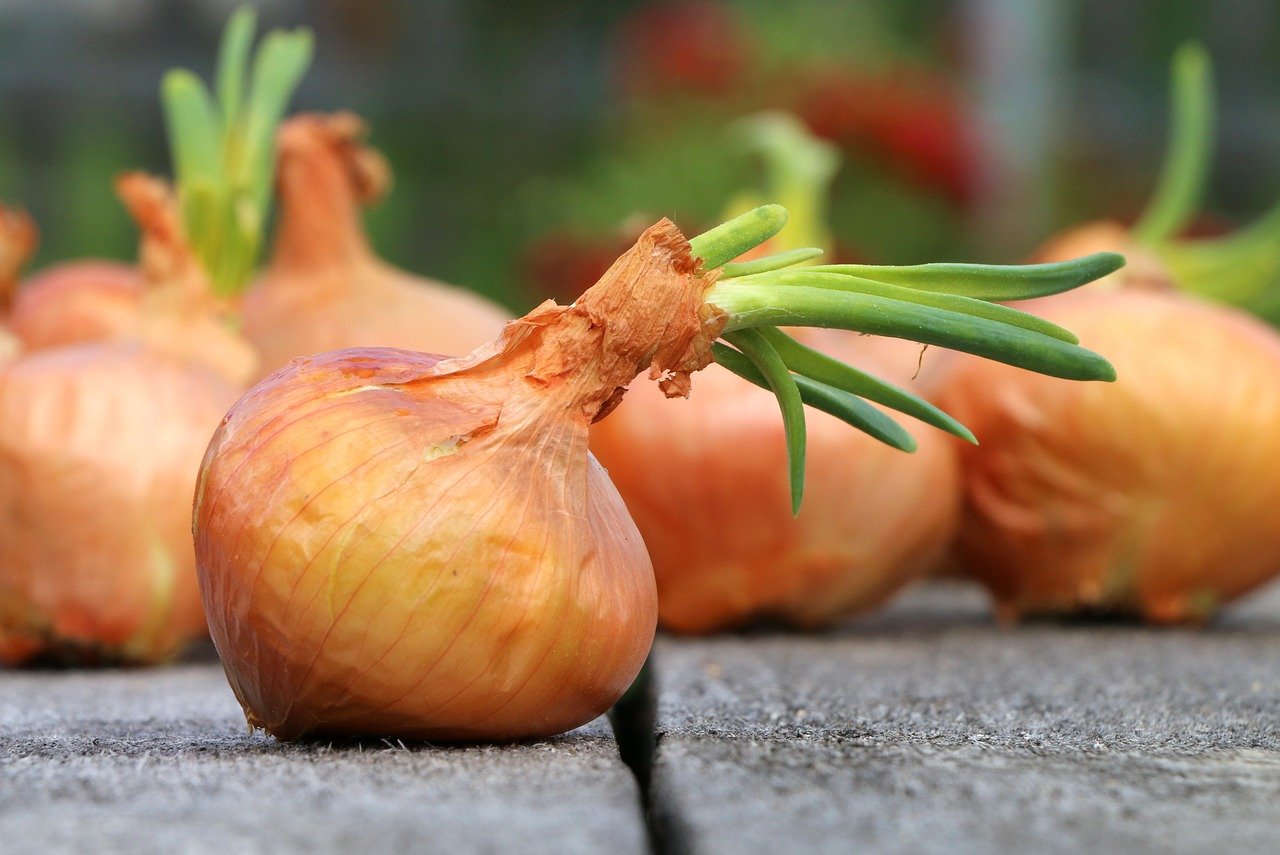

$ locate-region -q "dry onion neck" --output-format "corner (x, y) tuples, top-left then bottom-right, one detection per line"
(162, 7), (313, 297)
(680, 205), (1122, 513)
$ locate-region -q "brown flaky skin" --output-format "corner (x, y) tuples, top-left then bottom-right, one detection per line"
(592, 333), (959, 633)
(194, 220), (717, 741)
(241, 113), (510, 378)
(0, 345), (236, 665)
(940, 290), (1280, 623)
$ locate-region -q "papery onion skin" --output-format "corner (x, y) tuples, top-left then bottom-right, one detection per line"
(9, 262), (143, 351)
(195, 348), (656, 740)
(939, 289), (1280, 622)
(0, 344), (236, 665)
(241, 113), (510, 379)
(592, 333), (958, 632)
(193, 220), (722, 741)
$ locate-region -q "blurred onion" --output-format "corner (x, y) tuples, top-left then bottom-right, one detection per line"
(241, 113), (510, 377)
(0, 344), (237, 664)
(939, 289), (1280, 622)
(592, 333), (958, 632)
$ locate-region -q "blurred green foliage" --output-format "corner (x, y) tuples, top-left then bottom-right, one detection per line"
(0, 0), (1276, 312)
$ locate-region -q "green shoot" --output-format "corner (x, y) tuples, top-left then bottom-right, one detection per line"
(161, 7), (313, 297)
(1132, 43), (1214, 245)
(687, 205), (1119, 512)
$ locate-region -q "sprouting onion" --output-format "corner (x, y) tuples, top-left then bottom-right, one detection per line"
(194, 203), (1118, 742)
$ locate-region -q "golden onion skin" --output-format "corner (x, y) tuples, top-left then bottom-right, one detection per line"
(592, 337), (959, 633)
(195, 348), (656, 742)
(241, 113), (510, 380)
(0, 344), (235, 665)
(9, 262), (143, 351)
(940, 290), (1280, 622)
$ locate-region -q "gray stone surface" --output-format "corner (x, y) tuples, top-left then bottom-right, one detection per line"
(0, 663), (647, 855)
(653, 580), (1280, 855)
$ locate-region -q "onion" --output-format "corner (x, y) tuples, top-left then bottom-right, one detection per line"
(241, 112), (510, 377)
(939, 289), (1280, 622)
(932, 46), (1280, 621)
(592, 337), (959, 632)
(0, 344), (238, 665)
(10, 262), (143, 352)
(0, 176), (253, 665)
(195, 206), (1118, 740)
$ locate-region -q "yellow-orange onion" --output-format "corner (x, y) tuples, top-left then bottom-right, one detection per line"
(0, 344), (238, 664)
(939, 289), (1280, 622)
(0, 191), (144, 354)
(191, 222), (731, 741)
(9, 262), (143, 351)
(591, 332), (959, 632)
(240, 112), (510, 378)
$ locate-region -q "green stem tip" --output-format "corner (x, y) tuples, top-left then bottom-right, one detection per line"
(685, 206), (1119, 513)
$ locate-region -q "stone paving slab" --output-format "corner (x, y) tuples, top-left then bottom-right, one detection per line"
(0, 662), (647, 855)
(652, 581), (1280, 854)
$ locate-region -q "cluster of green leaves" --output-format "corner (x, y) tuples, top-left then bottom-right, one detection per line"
(690, 205), (1121, 514)
(162, 8), (312, 296)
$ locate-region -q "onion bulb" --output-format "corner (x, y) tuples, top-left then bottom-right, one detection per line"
(195, 205), (1118, 741)
(9, 262), (143, 352)
(241, 112), (510, 377)
(0, 344), (238, 665)
(939, 289), (1280, 622)
(0, 190), (142, 355)
(592, 337), (959, 632)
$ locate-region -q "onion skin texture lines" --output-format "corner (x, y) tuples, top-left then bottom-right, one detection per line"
(193, 220), (721, 741)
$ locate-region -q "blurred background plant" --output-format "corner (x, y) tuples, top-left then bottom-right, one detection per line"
(1, 0), (1278, 312)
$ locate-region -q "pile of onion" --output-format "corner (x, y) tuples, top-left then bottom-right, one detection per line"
(240, 111), (511, 379)
(194, 204), (1119, 741)
(938, 45), (1280, 621)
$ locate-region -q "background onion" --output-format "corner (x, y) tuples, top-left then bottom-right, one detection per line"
(241, 112), (510, 377)
(592, 332), (958, 632)
(0, 344), (238, 664)
(939, 289), (1280, 622)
